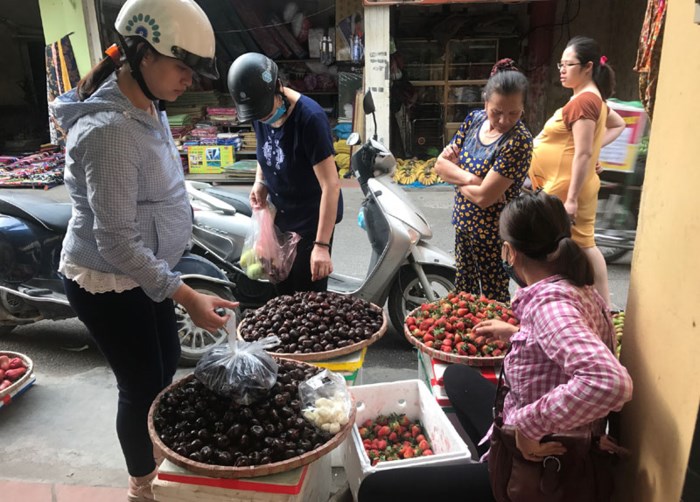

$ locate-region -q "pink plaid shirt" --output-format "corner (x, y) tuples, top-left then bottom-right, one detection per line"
(501, 275), (633, 440)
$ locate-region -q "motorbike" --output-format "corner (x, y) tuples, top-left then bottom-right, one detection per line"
(187, 90), (456, 339)
(0, 191), (238, 365)
(594, 157), (645, 264)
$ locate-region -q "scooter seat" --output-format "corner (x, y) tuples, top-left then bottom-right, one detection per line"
(202, 187), (253, 217)
(0, 193), (72, 233)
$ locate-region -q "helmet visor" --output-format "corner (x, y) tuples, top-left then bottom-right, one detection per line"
(171, 46), (219, 80)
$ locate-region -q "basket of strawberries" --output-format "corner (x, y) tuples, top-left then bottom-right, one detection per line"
(403, 291), (519, 366)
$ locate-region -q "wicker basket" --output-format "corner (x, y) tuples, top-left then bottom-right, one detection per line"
(238, 304), (387, 362)
(403, 307), (505, 367)
(148, 360), (356, 479)
(0, 351), (34, 399)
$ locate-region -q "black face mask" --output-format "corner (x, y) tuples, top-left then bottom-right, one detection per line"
(502, 259), (527, 288)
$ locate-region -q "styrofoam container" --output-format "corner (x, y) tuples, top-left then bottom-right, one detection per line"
(344, 380), (472, 500)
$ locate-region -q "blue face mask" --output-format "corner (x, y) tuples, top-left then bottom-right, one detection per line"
(502, 260), (527, 288)
(261, 102), (287, 125)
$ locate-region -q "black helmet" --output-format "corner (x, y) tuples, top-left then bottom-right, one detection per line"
(227, 53), (278, 122)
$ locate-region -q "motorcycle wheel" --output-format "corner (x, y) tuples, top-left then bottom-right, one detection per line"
(175, 280), (240, 366)
(595, 196), (637, 264)
(387, 265), (456, 336)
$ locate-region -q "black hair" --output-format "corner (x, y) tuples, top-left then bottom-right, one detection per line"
(565, 36), (616, 100)
(76, 37), (155, 101)
(482, 58), (529, 102)
(499, 191), (594, 287)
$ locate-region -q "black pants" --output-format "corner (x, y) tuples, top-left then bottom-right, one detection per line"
(443, 364), (498, 458)
(63, 278), (180, 476)
(276, 234), (331, 295)
(358, 365), (497, 501)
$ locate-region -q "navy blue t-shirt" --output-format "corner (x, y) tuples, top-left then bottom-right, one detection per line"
(253, 95), (343, 236)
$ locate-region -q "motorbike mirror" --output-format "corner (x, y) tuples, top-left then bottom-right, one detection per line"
(363, 91), (375, 115)
(346, 132), (362, 146)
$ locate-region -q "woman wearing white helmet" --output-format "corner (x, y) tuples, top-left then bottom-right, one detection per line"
(50, 1), (235, 500)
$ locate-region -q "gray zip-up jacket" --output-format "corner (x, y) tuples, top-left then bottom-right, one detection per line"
(51, 74), (190, 302)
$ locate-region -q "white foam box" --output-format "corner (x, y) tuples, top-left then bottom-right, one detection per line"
(344, 379), (472, 501)
(153, 454), (331, 502)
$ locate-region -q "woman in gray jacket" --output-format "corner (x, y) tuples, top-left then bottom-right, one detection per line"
(50, 1), (236, 500)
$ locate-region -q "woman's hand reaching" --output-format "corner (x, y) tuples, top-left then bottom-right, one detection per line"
(172, 284), (239, 333)
(472, 319), (519, 342)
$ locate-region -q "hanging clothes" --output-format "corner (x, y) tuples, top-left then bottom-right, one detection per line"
(45, 34), (81, 145)
(634, 0), (667, 120)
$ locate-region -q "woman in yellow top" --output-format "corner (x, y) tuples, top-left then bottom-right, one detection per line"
(530, 36), (626, 305)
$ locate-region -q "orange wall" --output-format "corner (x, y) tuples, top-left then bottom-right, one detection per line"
(617, 2), (700, 500)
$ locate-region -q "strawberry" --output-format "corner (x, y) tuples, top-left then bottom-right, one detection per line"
(388, 432), (398, 442)
(377, 426), (391, 437)
(418, 439), (430, 450)
(456, 308), (468, 317)
(507, 318), (518, 326)
(406, 316), (417, 326)
(362, 419), (373, 428)
(402, 447), (414, 459)
(424, 341), (434, 348)
(400, 415), (411, 427)
(423, 334), (434, 343)
(377, 440), (388, 450)
(411, 425), (421, 438)
(376, 415), (389, 426)
(359, 427), (370, 439)
(467, 343), (477, 355)
(422, 449), (434, 456)
(492, 349), (502, 357)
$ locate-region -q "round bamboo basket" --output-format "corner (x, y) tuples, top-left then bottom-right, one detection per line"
(148, 361), (356, 479)
(403, 307), (506, 367)
(0, 351), (34, 399)
(238, 303), (387, 362)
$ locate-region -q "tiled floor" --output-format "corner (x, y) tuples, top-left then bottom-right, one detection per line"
(0, 480), (125, 502)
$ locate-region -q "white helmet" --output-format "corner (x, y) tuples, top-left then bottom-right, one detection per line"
(115, 0), (218, 79)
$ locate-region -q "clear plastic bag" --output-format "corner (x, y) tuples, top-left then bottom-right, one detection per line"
(299, 369), (352, 435)
(194, 312), (281, 404)
(239, 204), (301, 283)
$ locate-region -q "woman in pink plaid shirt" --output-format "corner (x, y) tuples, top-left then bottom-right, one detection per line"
(357, 191), (633, 501)
(474, 190), (633, 457)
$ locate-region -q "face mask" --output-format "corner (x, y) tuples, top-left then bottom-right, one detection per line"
(261, 102), (286, 125)
(502, 259), (527, 288)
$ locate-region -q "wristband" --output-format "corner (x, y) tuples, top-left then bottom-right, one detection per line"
(254, 179), (267, 188)
(313, 241), (331, 249)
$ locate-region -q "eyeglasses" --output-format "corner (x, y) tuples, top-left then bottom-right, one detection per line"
(557, 62), (581, 71)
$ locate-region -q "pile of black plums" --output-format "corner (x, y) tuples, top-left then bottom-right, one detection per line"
(153, 360), (333, 467)
(240, 291), (384, 354)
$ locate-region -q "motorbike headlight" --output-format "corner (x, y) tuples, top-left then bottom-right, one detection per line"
(407, 226), (420, 245)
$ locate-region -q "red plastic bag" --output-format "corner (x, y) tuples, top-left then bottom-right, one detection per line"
(239, 205), (301, 283)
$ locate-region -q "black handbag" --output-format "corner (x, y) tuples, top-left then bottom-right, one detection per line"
(487, 370), (620, 502)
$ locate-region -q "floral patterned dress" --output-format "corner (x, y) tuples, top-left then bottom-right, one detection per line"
(450, 110), (532, 302)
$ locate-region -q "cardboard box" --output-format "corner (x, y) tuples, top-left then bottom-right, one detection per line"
(187, 145), (235, 174)
(313, 348), (366, 373)
(344, 380), (472, 501)
(153, 454), (331, 502)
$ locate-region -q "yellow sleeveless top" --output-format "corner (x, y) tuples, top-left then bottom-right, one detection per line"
(529, 93), (607, 248)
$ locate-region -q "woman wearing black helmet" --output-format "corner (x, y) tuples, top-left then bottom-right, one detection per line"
(50, 0), (237, 500)
(228, 53), (343, 294)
